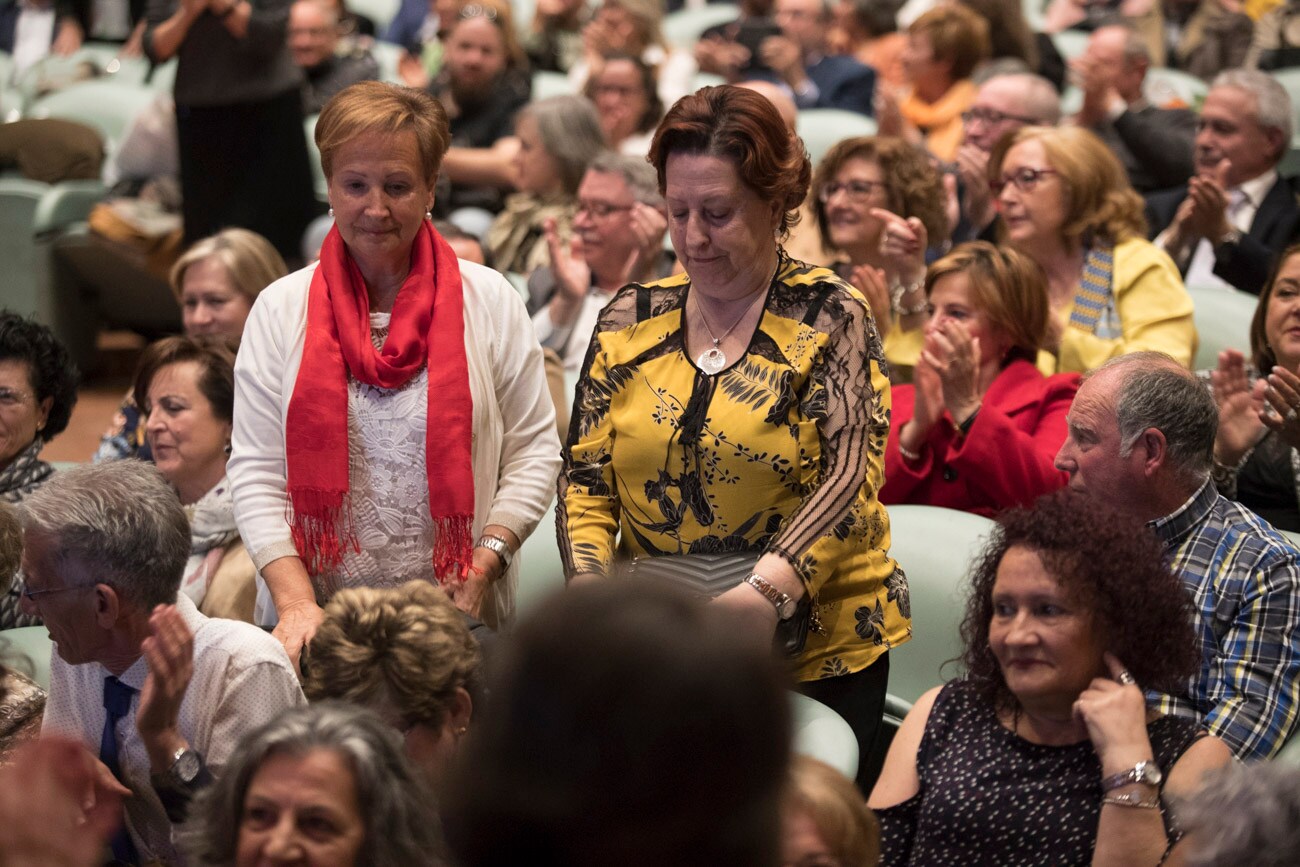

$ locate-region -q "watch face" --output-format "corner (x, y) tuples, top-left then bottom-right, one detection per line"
(173, 750), (202, 784)
(1138, 762), (1163, 786)
(777, 598), (797, 620)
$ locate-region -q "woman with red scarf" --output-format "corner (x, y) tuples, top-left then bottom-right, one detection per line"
(228, 82), (561, 668)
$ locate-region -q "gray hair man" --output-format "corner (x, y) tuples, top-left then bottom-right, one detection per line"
(954, 72), (1060, 241)
(24, 461), (304, 864)
(531, 150), (672, 373)
(1149, 69), (1299, 296)
(1054, 352), (1300, 760)
(1072, 24), (1197, 194)
(290, 0), (380, 114)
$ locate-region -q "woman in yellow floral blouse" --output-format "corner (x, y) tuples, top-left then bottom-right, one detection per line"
(557, 85), (910, 787)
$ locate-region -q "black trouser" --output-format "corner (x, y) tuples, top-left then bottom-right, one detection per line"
(797, 651), (890, 792)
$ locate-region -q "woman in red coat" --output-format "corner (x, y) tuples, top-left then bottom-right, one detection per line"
(880, 242), (1079, 516)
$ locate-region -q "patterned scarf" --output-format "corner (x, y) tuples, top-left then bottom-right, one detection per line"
(0, 440), (53, 504)
(1069, 239), (1118, 337)
(285, 221), (475, 586)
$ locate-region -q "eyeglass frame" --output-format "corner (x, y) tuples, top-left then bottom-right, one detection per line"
(817, 179), (889, 204)
(989, 166), (1059, 196)
(576, 200), (634, 219)
(962, 107), (1040, 128)
(21, 582), (95, 603)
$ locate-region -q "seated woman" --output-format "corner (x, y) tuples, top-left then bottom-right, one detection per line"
(134, 336), (255, 620)
(877, 5), (991, 163)
(783, 755), (881, 867)
(881, 243), (1079, 516)
(0, 502), (42, 757)
(869, 490), (1232, 866)
(302, 580), (480, 790)
(485, 95), (605, 276)
(808, 135), (947, 376)
(989, 126), (1197, 373)
(1207, 243), (1300, 532)
(587, 53), (664, 158)
(185, 703), (442, 866)
(95, 228), (287, 463)
(0, 312), (79, 630)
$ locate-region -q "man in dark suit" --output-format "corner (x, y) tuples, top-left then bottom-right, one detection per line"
(1148, 69), (1300, 296)
(762, 0), (875, 116)
(1073, 24), (1197, 194)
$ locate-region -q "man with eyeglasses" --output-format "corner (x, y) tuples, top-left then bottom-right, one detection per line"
(530, 151), (672, 373)
(951, 72), (1060, 243)
(1071, 24), (1196, 195)
(1149, 69), (1300, 297)
(25, 461), (304, 864)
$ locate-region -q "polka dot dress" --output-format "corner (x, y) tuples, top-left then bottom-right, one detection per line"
(877, 680), (1203, 866)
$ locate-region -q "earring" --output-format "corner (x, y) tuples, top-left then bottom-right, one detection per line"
(456, 725), (468, 737)
(223, 441), (232, 457)
(425, 210), (433, 221)
(328, 207), (334, 218)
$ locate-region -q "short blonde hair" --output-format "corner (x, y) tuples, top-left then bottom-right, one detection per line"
(925, 241), (1049, 359)
(169, 228), (287, 305)
(304, 581), (480, 731)
(316, 81), (452, 186)
(783, 756), (880, 865)
(990, 125), (1146, 246)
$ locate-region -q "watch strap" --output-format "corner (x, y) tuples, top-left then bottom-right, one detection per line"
(744, 573), (794, 620)
(1100, 759), (1161, 792)
(475, 534), (512, 571)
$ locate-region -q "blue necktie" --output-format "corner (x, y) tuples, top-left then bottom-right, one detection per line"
(101, 675), (140, 865)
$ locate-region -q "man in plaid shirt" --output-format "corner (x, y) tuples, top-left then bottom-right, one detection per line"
(1055, 352), (1300, 759)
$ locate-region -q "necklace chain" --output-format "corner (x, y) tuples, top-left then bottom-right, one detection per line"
(691, 260), (779, 375)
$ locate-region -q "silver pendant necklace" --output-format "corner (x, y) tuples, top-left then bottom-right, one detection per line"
(693, 263), (778, 375)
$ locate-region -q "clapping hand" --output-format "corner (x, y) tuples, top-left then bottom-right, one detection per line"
(955, 144), (995, 233)
(919, 315), (982, 426)
(137, 605), (195, 769)
(1262, 365), (1300, 450)
(1211, 349), (1266, 465)
(616, 203), (668, 286)
(871, 209), (928, 290)
(849, 264), (892, 337)
(1175, 159), (1233, 245)
(1074, 653), (1154, 773)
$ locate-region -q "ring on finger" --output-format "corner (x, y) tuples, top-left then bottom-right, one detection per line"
(1116, 669), (1136, 686)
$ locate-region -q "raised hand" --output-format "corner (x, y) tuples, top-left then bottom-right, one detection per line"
(955, 144), (995, 233)
(616, 203), (668, 286)
(137, 605), (195, 768)
(1073, 653), (1155, 774)
(1262, 365), (1300, 450)
(920, 317), (982, 426)
(850, 264), (892, 337)
(1211, 348), (1265, 465)
(871, 208), (928, 289)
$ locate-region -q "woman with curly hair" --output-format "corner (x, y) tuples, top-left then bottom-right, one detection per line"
(989, 126), (1196, 374)
(0, 311), (79, 629)
(809, 135), (947, 375)
(869, 490), (1232, 866)
(880, 243), (1079, 516)
(302, 581), (480, 789)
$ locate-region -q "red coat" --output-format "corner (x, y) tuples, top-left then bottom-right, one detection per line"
(881, 360), (1081, 517)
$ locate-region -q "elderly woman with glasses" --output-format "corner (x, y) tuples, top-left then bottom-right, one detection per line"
(989, 126), (1196, 374)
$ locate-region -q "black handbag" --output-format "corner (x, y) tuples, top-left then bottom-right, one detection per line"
(619, 552), (815, 657)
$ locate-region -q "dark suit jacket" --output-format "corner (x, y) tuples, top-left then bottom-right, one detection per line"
(1093, 104), (1197, 194)
(806, 54), (875, 117)
(1146, 174), (1300, 296)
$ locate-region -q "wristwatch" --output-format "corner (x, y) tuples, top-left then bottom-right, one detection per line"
(745, 573), (797, 620)
(165, 746), (204, 788)
(1101, 759), (1163, 792)
(475, 534), (512, 571)
(1214, 226), (1242, 253)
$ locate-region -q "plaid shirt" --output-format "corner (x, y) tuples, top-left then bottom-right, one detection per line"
(1149, 481), (1300, 759)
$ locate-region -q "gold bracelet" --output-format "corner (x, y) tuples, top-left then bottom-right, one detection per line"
(1101, 791), (1160, 810)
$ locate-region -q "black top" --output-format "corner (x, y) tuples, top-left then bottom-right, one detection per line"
(1238, 431), (1300, 532)
(878, 680), (1204, 866)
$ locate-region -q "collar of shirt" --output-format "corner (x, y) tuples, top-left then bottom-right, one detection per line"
(1234, 169), (1278, 214)
(1148, 479), (1217, 549)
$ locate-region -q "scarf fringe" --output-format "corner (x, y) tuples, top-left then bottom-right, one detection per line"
(434, 514), (474, 583)
(287, 488), (360, 580)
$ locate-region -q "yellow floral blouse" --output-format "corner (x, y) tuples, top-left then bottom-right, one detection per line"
(558, 255), (912, 682)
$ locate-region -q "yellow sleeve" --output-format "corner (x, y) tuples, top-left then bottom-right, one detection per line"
(1056, 239), (1197, 373)
(556, 331), (621, 577)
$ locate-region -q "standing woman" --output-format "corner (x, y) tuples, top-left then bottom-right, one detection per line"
(558, 85), (908, 787)
(143, 0), (318, 262)
(230, 82), (560, 665)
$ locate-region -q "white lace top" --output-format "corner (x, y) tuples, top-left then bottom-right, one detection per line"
(324, 313), (436, 590)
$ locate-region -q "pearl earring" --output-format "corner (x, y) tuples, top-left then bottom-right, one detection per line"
(328, 207), (334, 218)
(425, 210), (433, 221)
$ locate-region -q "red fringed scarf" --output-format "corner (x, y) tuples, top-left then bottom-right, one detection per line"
(285, 221), (474, 586)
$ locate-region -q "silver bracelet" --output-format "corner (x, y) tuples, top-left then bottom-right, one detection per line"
(890, 277), (926, 317)
(1101, 791), (1160, 810)
(897, 442), (922, 462)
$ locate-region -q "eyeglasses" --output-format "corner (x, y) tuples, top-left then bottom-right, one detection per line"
(21, 583), (93, 603)
(962, 107), (1039, 127)
(0, 387), (33, 409)
(576, 200), (633, 219)
(990, 167), (1059, 196)
(818, 179), (887, 204)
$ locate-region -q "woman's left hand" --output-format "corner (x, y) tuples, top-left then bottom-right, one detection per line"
(1261, 365), (1300, 450)
(711, 582), (779, 653)
(871, 208), (928, 288)
(920, 318), (982, 425)
(449, 548), (499, 619)
(1073, 653), (1155, 774)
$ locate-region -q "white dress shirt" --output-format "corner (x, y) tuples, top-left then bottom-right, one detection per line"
(1159, 169), (1278, 293)
(41, 594), (305, 863)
